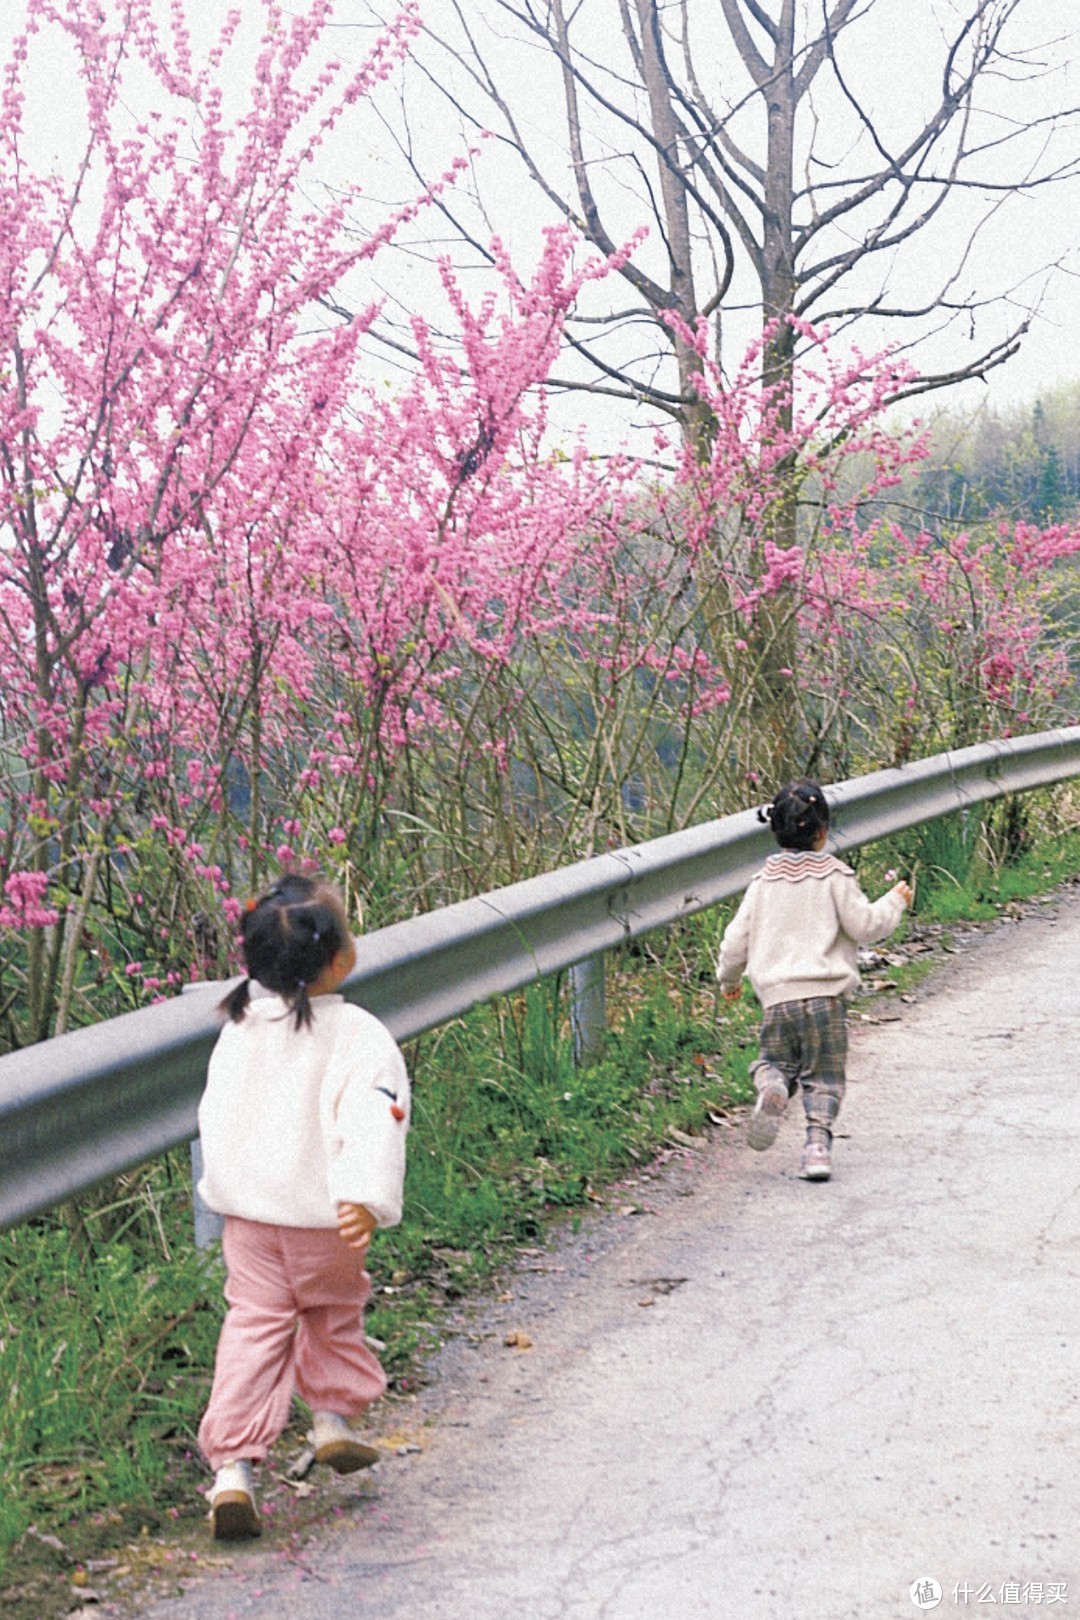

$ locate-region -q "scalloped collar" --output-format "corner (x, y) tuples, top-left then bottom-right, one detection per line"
(760, 849), (850, 882)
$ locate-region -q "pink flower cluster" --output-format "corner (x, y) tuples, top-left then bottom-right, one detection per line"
(0, 871), (59, 930)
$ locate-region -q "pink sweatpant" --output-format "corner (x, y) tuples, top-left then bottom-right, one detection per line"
(199, 1216), (387, 1470)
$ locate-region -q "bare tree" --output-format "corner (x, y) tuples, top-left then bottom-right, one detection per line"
(344, 0), (1078, 776)
(365, 0), (1080, 451)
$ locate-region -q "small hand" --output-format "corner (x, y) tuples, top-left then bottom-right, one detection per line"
(721, 983), (743, 1003)
(894, 880), (914, 909)
(337, 1201), (377, 1252)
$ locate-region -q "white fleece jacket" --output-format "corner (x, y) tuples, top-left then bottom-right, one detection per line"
(197, 993), (410, 1230)
(716, 849), (908, 1008)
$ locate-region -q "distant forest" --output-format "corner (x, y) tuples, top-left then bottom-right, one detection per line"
(905, 384), (1080, 528)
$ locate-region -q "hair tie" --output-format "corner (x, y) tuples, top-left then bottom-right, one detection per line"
(244, 898), (258, 913)
(298, 978), (306, 990)
(312, 930), (320, 943)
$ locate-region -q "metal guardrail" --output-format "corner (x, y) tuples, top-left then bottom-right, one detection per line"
(3, 726), (1080, 1231)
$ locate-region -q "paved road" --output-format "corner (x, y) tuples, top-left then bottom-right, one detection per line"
(139, 895), (1080, 1620)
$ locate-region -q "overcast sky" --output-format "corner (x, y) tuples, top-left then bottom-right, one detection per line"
(3, 0), (1079, 440)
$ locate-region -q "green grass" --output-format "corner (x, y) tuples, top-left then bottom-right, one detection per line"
(2, 792), (1079, 1590)
(0, 1197), (220, 1560)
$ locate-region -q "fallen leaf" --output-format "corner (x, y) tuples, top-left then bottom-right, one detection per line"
(24, 1528), (69, 1556)
(667, 1127), (702, 1149)
(379, 1428), (426, 1453)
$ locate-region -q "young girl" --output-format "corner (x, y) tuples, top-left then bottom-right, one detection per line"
(717, 780), (912, 1182)
(196, 873), (410, 1539)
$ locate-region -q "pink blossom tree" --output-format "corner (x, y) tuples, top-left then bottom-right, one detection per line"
(0, 0), (647, 1042)
(646, 315), (1080, 785)
(0, 0), (427, 1037)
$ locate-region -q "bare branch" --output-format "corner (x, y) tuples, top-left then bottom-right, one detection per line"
(793, 0), (863, 103)
(717, 0), (772, 87)
(390, 0), (1080, 436)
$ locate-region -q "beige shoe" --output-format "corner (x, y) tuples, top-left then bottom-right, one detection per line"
(311, 1411), (381, 1474)
(747, 1076), (788, 1151)
(209, 1459), (261, 1540)
(798, 1141), (832, 1182)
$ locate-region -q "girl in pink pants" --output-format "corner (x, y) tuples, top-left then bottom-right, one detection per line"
(198, 1221), (387, 1469)
(196, 874), (411, 1539)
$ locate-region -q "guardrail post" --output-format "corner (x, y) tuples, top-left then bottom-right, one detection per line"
(570, 955), (606, 1063)
(190, 1138), (224, 1250)
(180, 983), (225, 1250)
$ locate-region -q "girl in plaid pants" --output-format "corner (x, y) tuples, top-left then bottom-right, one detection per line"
(717, 780), (912, 1181)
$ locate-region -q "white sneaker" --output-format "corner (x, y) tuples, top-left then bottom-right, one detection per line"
(209, 1459), (260, 1540)
(311, 1411), (381, 1474)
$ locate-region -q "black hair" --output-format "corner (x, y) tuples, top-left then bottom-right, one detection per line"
(218, 873), (349, 1031)
(757, 779), (830, 852)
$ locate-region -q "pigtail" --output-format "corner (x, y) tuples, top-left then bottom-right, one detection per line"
(291, 981), (314, 1032)
(757, 802), (775, 828)
(219, 976), (253, 1024)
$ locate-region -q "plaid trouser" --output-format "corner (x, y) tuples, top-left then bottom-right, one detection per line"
(753, 995), (848, 1146)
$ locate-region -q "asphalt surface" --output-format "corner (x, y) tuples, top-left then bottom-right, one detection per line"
(136, 893), (1080, 1620)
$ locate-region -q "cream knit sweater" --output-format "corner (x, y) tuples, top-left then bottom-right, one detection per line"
(716, 849), (908, 1009)
(197, 993), (410, 1230)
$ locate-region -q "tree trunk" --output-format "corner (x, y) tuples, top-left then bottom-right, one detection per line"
(632, 0), (714, 461)
(753, 2), (800, 783)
